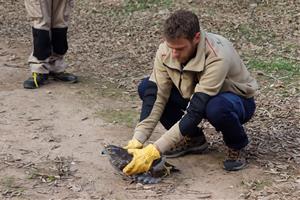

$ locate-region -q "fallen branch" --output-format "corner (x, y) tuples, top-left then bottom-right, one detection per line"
(2, 63), (23, 68)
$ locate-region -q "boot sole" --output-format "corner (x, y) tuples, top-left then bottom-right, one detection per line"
(23, 80), (49, 89)
(164, 142), (209, 158)
(223, 161), (247, 171)
(52, 77), (78, 84)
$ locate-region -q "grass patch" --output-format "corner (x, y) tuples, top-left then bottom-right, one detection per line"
(238, 24), (252, 37)
(282, 43), (300, 54)
(0, 176), (24, 197)
(78, 76), (136, 101)
(123, 0), (172, 12)
(247, 58), (299, 95)
(27, 171), (58, 183)
(248, 58), (300, 81)
(27, 156), (74, 183)
(95, 109), (139, 127)
(241, 179), (272, 191)
(1, 176), (16, 188)
(248, 58), (299, 73)
(237, 24), (276, 45)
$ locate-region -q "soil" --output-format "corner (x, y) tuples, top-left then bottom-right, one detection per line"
(0, 0), (299, 199)
(0, 39), (263, 200)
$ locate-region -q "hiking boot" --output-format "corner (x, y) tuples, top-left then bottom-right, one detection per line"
(223, 148), (247, 171)
(50, 72), (78, 83)
(23, 72), (49, 89)
(164, 134), (208, 158)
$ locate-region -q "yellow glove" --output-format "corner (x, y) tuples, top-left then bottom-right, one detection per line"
(123, 144), (161, 176)
(123, 138), (143, 150)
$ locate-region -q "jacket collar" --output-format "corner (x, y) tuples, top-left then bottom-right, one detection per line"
(162, 30), (206, 72)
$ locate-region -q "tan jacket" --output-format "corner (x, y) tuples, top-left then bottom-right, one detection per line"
(133, 30), (258, 152)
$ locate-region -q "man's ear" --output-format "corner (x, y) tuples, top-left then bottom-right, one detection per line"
(193, 32), (201, 44)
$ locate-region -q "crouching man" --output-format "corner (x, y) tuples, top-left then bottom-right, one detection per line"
(123, 10), (258, 176)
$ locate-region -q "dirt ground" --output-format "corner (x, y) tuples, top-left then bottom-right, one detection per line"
(0, 39), (268, 200)
(0, 0), (299, 200)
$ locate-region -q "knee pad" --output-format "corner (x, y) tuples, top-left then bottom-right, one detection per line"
(51, 27), (68, 55)
(32, 28), (51, 60)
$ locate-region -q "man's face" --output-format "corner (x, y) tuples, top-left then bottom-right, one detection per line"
(165, 33), (200, 64)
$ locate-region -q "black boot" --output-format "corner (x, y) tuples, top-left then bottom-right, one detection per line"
(50, 72), (78, 83)
(23, 72), (49, 89)
(223, 148), (247, 171)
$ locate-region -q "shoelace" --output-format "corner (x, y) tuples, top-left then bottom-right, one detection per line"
(170, 136), (191, 150)
(227, 148), (240, 160)
(32, 72), (39, 88)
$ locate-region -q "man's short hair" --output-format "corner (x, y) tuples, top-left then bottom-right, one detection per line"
(163, 10), (200, 41)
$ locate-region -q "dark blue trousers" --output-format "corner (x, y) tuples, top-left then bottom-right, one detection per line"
(138, 78), (256, 150)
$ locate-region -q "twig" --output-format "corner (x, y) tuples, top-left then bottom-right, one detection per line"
(282, 55), (300, 62)
(259, 108), (273, 118)
(2, 63), (23, 68)
(28, 118), (41, 121)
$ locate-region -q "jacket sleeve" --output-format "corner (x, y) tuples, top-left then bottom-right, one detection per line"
(133, 47), (173, 143)
(179, 57), (230, 134)
(155, 58), (230, 153)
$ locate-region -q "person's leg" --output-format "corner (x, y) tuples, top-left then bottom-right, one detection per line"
(24, 0), (52, 89)
(205, 92), (256, 171)
(50, 0), (69, 73)
(138, 77), (188, 129)
(49, 0), (77, 83)
(138, 77), (208, 157)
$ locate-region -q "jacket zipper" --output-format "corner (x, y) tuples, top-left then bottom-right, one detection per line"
(163, 63), (185, 95)
(179, 68), (183, 91)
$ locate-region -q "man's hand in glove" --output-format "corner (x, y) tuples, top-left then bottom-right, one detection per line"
(124, 138), (143, 150)
(123, 144), (161, 176)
